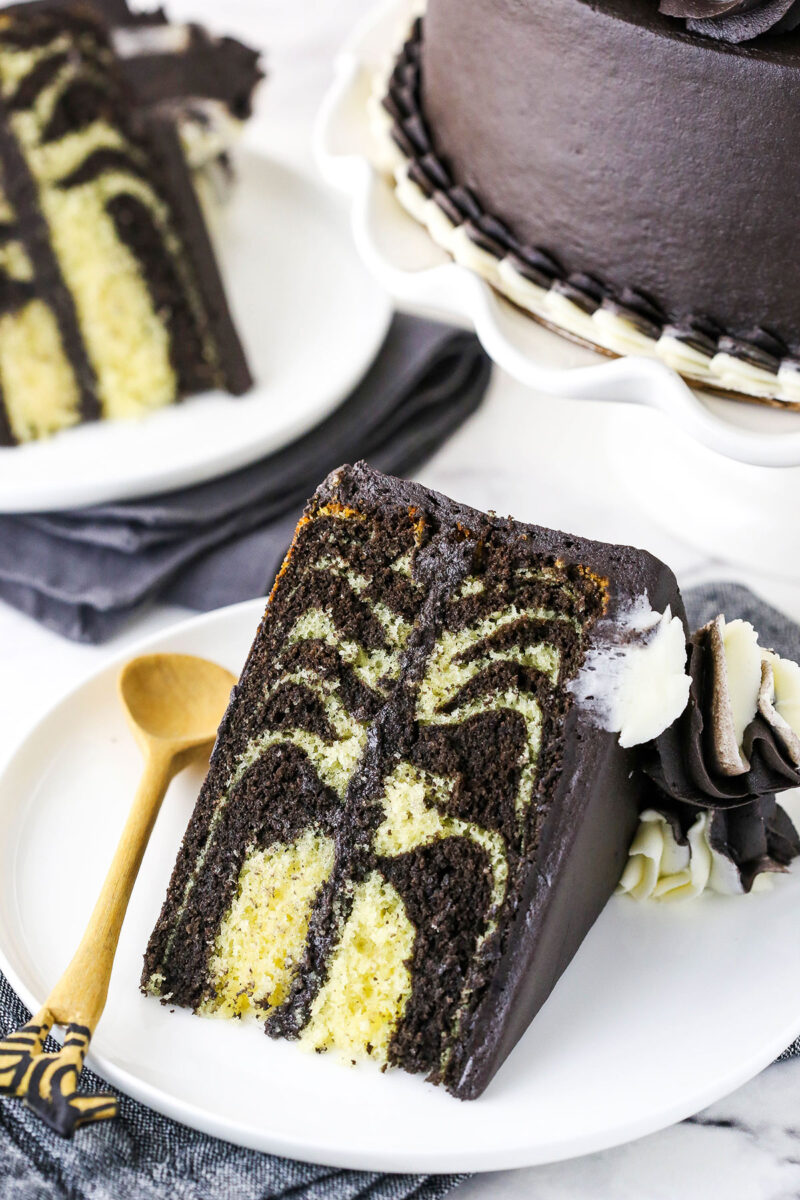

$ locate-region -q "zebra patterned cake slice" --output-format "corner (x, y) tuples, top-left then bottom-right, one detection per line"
(0, 3), (257, 445)
(143, 464), (688, 1099)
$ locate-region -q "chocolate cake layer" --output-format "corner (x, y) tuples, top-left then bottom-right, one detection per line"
(417, 0), (800, 363)
(143, 463), (684, 1099)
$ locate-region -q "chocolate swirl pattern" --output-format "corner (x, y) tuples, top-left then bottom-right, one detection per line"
(145, 501), (421, 1018)
(0, 7), (252, 445)
(291, 561), (592, 1079)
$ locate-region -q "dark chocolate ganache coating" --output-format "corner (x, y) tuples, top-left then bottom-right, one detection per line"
(421, 0), (800, 346)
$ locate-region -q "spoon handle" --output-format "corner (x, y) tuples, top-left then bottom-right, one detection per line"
(44, 749), (176, 1032)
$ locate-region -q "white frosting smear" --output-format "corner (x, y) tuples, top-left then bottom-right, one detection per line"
(721, 619), (762, 751)
(713, 617), (800, 770)
(569, 600), (690, 748)
(769, 652), (800, 737)
(616, 809), (746, 900)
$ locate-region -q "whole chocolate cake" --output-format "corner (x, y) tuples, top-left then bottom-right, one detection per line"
(371, 0), (800, 404)
(143, 462), (693, 1099)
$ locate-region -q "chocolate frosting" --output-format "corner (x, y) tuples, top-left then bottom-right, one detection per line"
(643, 624), (800, 806)
(648, 792), (800, 892)
(420, 0), (800, 350)
(641, 619), (800, 890)
(660, 0), (800, 42)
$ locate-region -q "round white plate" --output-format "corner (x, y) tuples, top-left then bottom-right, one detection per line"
(0, 146), (391, 513)
(1, 599), (800, 1172)
(604, 404), (800, 579)
(314, 0), (800, 469)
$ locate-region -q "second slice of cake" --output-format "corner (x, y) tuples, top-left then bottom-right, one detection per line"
(143, 463), (689, 1099)
(0, 3), (257, 445)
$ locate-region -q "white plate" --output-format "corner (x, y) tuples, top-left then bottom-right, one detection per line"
(0, 146), (391, 513)
(604, 405), (800, 579)
(314, 0), (800, 469)
(1, 599), (800, 1172)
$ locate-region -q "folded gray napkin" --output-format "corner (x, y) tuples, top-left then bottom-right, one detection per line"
(0, 314), (491, 643)
(1, 582), (798, 1198)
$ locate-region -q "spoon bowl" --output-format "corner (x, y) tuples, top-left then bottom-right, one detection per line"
(119, 653), (236, 752)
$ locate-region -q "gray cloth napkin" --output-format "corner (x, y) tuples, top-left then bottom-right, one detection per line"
(0, 586), (797, 1198)
(0, 972), (464, 1200)
(0, 314), (491, 643)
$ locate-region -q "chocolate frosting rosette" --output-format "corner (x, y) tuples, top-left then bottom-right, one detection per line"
(660, 0), (800, 42)
(618, 616), (800, 899)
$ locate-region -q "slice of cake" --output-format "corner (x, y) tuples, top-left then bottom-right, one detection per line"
(41, 0), (264, 202)
(0, 2), (259, 446)
(143, 462), (690, 1099)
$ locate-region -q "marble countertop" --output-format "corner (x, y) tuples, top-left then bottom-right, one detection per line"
(2, 1), (800, 1195)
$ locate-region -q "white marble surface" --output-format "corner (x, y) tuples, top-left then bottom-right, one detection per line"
(3, 0), (800, 1195)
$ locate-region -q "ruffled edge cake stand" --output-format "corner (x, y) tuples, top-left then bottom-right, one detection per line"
(314, 0), (800, 474)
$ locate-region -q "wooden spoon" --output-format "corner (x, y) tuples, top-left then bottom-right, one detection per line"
(0, 653), (236, 1137)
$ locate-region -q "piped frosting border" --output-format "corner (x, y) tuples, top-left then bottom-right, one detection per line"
(369, 17), (800, 408)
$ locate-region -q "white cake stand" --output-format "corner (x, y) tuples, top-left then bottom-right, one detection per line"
(314, 0), (800, 575)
